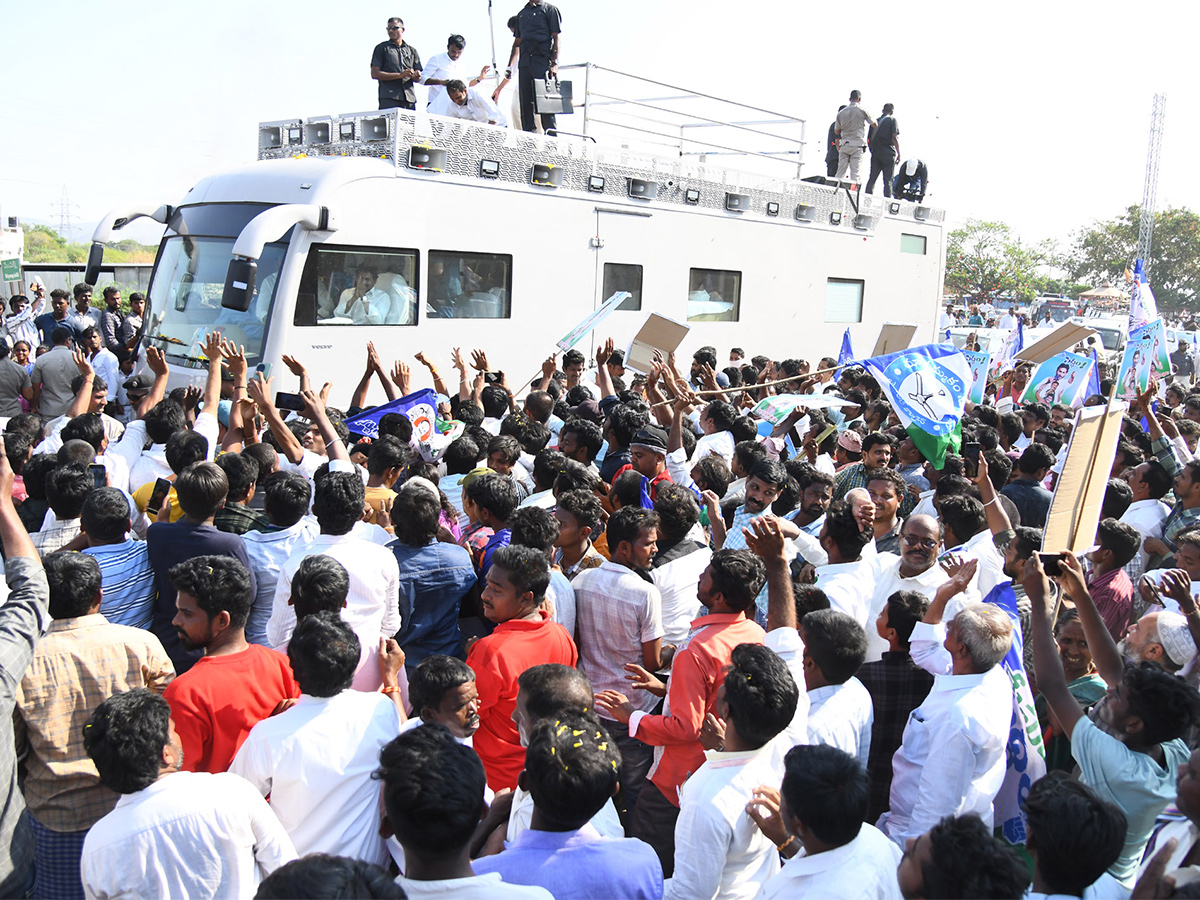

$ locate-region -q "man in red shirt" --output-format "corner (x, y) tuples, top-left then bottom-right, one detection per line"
(468, 544), (577, 791)
(1074, 518), (1140, 642)
(163, 556), (298, 773)
(595, 547), (767, 875)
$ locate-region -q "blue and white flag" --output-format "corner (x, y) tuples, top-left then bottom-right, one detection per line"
(837, 329), (855, 367)
(344, 389), (440, 442)
(864, 342), (969, 468)
(1129, 258), (1160, 330)
(985, 581), (1048, 845)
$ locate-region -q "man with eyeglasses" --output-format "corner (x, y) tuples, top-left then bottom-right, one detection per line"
(370, 18), (423, 111)
(863, 514), (966, 662)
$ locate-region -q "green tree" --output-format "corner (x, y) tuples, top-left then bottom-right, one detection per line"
(1066, 205), (1200, 313)
(22, 225), (157, 265)
(945, 219), (1056, 303)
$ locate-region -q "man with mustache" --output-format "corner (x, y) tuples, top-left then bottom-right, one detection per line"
(163, 555), (298, 774)
(862, 514), (954, 662)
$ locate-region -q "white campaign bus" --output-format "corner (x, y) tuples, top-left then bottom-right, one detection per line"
(84, 67), (948, 407)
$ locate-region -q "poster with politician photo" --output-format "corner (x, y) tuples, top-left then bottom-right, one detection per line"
(1117, 318), (1169, 400)
(963, 350), (990, 405)
(1020, 351), (1093, 409)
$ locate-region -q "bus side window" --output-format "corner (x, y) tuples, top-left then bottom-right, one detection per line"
(427, 250), (512, 319)
(687, 268), (741, 322)
(295, 245), (420, 326)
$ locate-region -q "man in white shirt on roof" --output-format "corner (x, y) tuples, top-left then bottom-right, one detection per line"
(751, 743), (902, 900)
(230, 614), (402, 867)
(429, 80), (507, 126)
(799, 609), (873, 769)
(421, 33), (490, 108)
(80, 689), (295, 899)
(878, 599), (1014, 848)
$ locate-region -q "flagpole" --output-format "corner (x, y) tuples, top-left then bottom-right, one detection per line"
(487, 0), (500, 81)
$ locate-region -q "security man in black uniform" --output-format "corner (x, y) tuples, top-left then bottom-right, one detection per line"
(505, 0), (563, 134)
(371, 17), (423, 110)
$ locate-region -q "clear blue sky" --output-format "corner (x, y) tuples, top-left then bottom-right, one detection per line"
(3, 0), (1198, 256)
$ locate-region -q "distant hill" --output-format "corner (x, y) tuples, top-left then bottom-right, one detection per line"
(23, 224), (157, 264)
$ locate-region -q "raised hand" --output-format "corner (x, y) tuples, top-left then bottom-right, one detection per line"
(145, 346), (168, 376)
(744, 515), (788, 562)
(451, 347), (467, 373)
(72, 346), (94, 377)
(596, 337), (614, 366)
(281, 354), (307, 380)
(200, 331), (225, 363)
(246, 372), (273, 409)
(223, 340), (247, 383)
(366, 341), (384, 373)
(391, 360), (411, 394)
(471, 349), (490, 372)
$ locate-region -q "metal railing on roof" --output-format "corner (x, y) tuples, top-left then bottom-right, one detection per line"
(558, 63), (807, 178)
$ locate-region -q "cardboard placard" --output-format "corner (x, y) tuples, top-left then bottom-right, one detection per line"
(872, 323), (918, 356)
(1041, 400), (1126, 554)
(624, 313), (690, 375)
(1016, 322), (1098, 365)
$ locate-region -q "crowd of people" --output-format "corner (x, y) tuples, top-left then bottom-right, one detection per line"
(5, 280), (1200, 899)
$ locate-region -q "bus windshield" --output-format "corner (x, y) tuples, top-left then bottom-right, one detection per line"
(145, 227), (286, 368)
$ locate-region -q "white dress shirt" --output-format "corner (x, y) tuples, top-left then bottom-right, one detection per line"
(80, 771), (296, 900)
(806, 678), (874, 770)
(267, 532), (401, 691)
(241, 519), (321, 645)
(693, 430), (736, 466)
(958, 527), (1007, 601)
(755, 823), (902, 900)
(229, 690), (401, 867)
(428, 86), (507, 126)
(763, 628), (810, 749)
(665, 746), (784, 900)
(90, 348), (121, 402)
(421, 51), (465, 106)
(652, 544), (713, 647)
(879, 663), (1013, 847)
(864, 555), (951, 661)
(814, 560), (874, 626)
(1120, 498), (1171, 582)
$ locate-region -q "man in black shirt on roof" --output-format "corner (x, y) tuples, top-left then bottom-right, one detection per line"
(506, 0), (563, 134)
(866, 103), (900, 196)
(371, 17), (423, 110)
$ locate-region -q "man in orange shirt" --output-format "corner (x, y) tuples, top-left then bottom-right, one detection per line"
(595, 548), (766, 875)
(163, 556), (298, 773)
(468, 545), (577, 792)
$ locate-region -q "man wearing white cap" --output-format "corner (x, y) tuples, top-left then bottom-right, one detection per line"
(1122, 605), (1198, 674)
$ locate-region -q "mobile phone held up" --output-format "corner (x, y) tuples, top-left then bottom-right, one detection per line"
(1037, 552), (1065, 577)
(275, 391), (306, 412)
(963, 442), (981, 479)
(147, 477), (172, 515)
(88, 464), (107, 490)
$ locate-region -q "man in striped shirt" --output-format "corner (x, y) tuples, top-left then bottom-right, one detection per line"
(78, 488), (156, 630)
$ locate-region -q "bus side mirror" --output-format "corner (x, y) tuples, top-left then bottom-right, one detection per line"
(84, 243), (104, 286)
(222, 257), (257, 312)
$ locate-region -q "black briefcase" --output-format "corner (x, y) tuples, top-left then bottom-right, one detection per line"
(534, 77), (573, 115)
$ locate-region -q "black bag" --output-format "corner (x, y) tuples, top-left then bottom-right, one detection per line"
(534, 77), (573, 115)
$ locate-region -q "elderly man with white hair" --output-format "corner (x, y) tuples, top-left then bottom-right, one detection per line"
(878, 581), (1015, 848)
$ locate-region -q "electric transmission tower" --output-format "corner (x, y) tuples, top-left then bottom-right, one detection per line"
(52, 184), (79, 243)
(1137, 93), (1166, 277)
